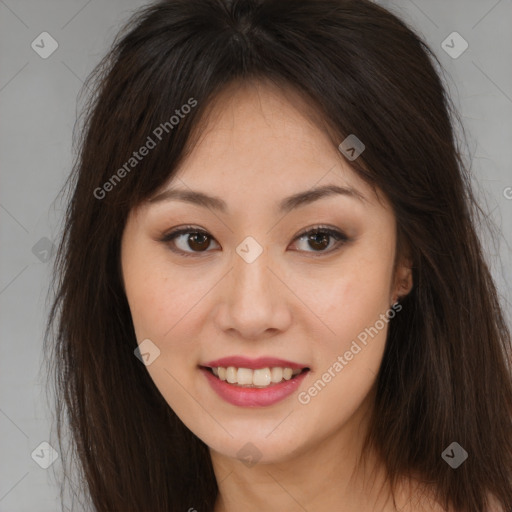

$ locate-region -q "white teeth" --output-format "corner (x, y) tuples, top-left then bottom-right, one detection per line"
(270, 367), (283, 383)
(283, 368), (293, 380)
(226, 366), (237, 384)
(237, 368), (253, 385)
(209, 366), (305, 387)
(253, 368), (271, 386)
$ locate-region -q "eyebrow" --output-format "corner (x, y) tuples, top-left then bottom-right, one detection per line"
(148, 183), (365, 214)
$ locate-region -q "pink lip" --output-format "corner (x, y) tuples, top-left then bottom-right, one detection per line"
(202, 356), (309, 371)
(200, 367), (309, 407)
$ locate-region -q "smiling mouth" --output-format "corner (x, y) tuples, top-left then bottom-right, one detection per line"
(200, 365), (310, 388)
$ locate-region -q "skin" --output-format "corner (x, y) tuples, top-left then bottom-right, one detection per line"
(119, 80), (450, 511)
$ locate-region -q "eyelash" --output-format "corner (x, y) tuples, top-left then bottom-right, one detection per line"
(159, 224), (349, 258)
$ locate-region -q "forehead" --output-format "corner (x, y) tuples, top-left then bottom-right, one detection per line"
(165, 80), (373, 202)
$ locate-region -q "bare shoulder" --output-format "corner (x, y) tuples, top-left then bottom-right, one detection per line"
(392, 478), (507, 512)
(485, 492), (507, 512)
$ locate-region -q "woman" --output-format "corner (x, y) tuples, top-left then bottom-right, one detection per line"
(44, 0), (512, 510)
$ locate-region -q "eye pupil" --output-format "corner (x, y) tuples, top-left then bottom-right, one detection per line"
(189, 233), (210, 251)
(308, 233), (329, 251)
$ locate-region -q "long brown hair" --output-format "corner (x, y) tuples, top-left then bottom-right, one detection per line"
(44, 0), (512, 510)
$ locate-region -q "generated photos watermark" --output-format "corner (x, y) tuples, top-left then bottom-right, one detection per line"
(93, 97), (198, 200)
(298, 302), (402, 405)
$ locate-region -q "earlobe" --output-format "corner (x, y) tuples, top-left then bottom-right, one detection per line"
(392, 259), (413, 303)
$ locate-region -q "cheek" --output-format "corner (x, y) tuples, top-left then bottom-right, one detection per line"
(123, 264), (166, 340)
(122, 247), (211, 419)
(295, 279), (390, 432)
(122, 242), (201, 343)
(123, 255), (205, 416)
(295, 251), (393, 344)
(295, 248), (393, 398)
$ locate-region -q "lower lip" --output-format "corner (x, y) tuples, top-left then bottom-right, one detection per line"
(200, 367), (309, 407)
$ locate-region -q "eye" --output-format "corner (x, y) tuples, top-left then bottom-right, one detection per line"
(160, 225), (219, 257)
(290, 225), (349, 255)
(160, 224), (349, 257)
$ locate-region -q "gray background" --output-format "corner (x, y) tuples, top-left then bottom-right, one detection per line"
(1, 0), (511, 510)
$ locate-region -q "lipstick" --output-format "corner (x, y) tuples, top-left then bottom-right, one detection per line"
(199, 356), (310, 407)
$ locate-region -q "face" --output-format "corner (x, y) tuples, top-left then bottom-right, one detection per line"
(120, 81), (412, 465)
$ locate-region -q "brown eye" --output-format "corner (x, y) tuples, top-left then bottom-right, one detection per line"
(292, 227), (348, 254)
(161, 227), (220, 257)
(186, 232), (211, 252)
(161, 225), (348, 258)
(306, 232), (330, 251)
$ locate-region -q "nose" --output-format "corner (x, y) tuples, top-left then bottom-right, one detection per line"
(213, 245), (292, 340)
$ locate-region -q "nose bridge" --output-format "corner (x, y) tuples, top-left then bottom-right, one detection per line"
(231, 237), (272, 307)
(215, 235), (290, 337)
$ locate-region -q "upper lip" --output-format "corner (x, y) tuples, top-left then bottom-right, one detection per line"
(202, 356), (309, 370)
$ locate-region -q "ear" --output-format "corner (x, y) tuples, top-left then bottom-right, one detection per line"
(392, 256), (413, 303)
